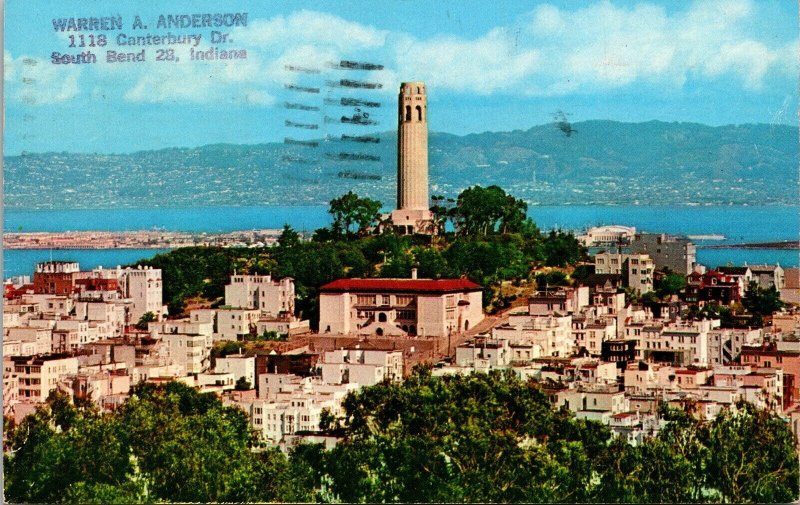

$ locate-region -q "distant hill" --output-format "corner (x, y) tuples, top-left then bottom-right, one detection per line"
(4, 120), (797, 209)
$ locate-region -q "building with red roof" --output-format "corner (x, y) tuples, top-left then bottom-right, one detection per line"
(685, 269), (743, 305)
(318, 274), (483, 337)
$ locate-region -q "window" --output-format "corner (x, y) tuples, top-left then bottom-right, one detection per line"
(396, 295), (414, 306)
(404, 105), (411, 121)
(357, 295), (376, 306)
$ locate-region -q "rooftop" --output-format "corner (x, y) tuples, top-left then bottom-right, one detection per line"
(320, 278), (482, 294)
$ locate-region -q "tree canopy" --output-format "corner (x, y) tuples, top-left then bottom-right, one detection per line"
(328, 190), (383, 237)
(5, 372), (797, 503)
(4, 384), (313, 504)
(297, 369), (798, 503)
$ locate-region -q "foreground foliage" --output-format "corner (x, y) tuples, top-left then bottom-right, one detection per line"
(4, 383), (312, 504)
(5, 372), (797, 503)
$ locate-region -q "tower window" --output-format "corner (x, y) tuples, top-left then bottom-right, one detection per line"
(405, 105), (411, 121)
(416, 105), (422, 121)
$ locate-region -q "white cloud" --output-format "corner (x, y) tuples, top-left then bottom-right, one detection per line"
(119, 10), (387, 105)
(7, 1), (796, 107)
(5, 51), (81, 104)
(235, 10), (387, 50)
(515, 0), (795, 94)
(394, 29), (539, 94)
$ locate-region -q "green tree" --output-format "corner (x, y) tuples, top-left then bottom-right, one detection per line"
(4, 383), (310, 504)
(329, 191), (383, 237)
(277, 224), (301, 249)
(541, 230), (584, 267)
(742, 281), (784, 325)
(429, 194), (455, 236)
(705, 402), (799, 503)
(535, 270), (569, 289)
(235, 377), (252, 391)
(656, 271), (687, 298)
(452, 185), (527, 236)
(134, 311), (157, 330)
(311, 369), (609, 503)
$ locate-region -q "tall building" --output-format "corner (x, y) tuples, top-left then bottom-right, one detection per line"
(224, 274), (295, 317)
(94, 266), (164, 322)
(631, 233), (696, 275)
(594, 252), (655, 294)
(391, 82), (433, 235)
(33, 261), (90, 295)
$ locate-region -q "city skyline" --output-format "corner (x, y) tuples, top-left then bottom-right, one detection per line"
(3, 0), (798, 155)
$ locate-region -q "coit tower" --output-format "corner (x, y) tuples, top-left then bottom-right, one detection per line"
(391, 82), (432, 234)
(397, 82), (429, 210)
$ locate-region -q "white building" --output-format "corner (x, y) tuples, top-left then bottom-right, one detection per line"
(224, 274), (295, 317)
(215, 308), (261, 340)
(94, 266), (164, 322)
(9, 354), (79, 403)
(455, 338), (512, 368)
(642, 319), (720, 366)
(236, 373), (359, 444)
(161, 333), (210, 375)
(493, 313), (574, 358)
(528, 287), (589, 316)
(320, 348), (404, 386)
(579, 225), (636, 247)
(319, 277), (484, 337)
(215, 354), (256, 388)
(556, 386), (629, 423)
(594, 252), (654, 294)
(4, 327), (53, 355)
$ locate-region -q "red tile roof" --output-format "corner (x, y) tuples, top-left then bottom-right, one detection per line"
(320, 278), (482, 294)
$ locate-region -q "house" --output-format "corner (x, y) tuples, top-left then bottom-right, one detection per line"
(780, 268), (800, 304)
(739, 343), (800, 406)
(214, 354), (256, 388)
(556, 386), (629, 424)
(320, 348), (404, 386)
(685, 270), (743, 305)
(748, 264), (785, 290)
(161, 333), (211, 375)
(33, 261), (90, 295)
(528, 287), (589, 316)
(630, 233), (696, 275)
(455, 338), (511, 368)
(494, 314), (574, 358)
(318, 276), (483, 337)
(601, 339), (637, 370)
(9, 353), (79, 403)
(717, 266), (753, 296)
(224, 274), (295, 317)
(93, 266), (164, 321)
(594, 252), (654, 294)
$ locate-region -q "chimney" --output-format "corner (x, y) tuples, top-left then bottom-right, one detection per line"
(411, 267), (418, 280)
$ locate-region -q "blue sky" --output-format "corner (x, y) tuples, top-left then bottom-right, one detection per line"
(4, 0), (797, 154)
